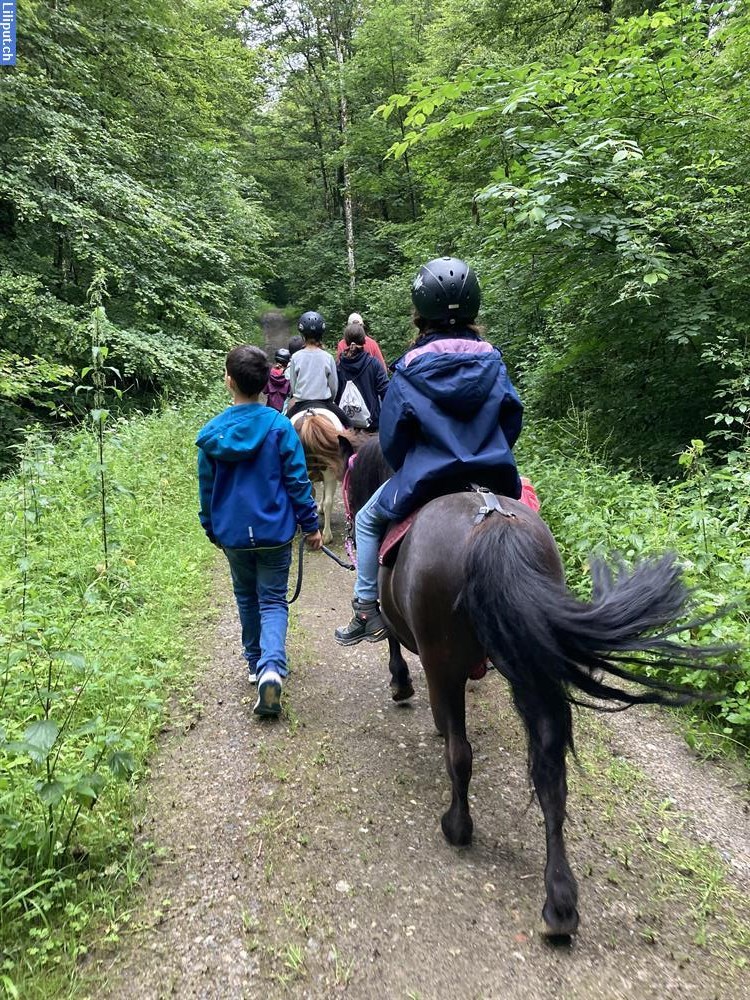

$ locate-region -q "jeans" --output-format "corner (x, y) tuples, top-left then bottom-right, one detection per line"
(223, 542), (293, 679)
(354, 480), (391, 602)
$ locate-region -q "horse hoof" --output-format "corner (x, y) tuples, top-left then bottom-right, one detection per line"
(441, 810), (473, 847)
(541, 902), (579, 938)
(391, 682), (415, 703)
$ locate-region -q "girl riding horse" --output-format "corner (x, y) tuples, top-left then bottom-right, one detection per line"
(335, 256), (522, 644)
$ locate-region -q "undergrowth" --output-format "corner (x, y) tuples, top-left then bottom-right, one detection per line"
(518, 414), (750, 749)
(0, 393), (222, 995)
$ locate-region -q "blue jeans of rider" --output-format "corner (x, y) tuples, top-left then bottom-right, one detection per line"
(354, 480), (392, 602)
(223, 543), (293, 680)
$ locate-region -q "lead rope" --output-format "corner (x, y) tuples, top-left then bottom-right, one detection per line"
(342, 453), (358, 568)
(287, 533), (306, 604)
(287, 535), (355, 605)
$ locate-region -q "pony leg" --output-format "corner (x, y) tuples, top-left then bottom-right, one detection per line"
(427, 671), (473, 846)
(512, 684), (579, 936)
(388, 637), (414, 702)
(321, 469), (336, 545)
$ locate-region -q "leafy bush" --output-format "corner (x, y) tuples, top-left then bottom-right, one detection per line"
(519, 419), (750, 741)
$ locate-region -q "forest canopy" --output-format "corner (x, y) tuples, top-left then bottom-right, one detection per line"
(1, 0), (749, 473)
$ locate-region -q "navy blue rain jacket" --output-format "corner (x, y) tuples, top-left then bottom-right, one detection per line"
(335, 349), (390, 429)
(375, 332), (523, 521)
(197, 404), (319, 548)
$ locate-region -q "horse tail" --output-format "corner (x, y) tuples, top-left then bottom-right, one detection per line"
(459, 516), (726, 722)
(295, 414), (346, 479)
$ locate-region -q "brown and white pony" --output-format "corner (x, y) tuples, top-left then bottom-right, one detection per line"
(289, 408), (349, 544)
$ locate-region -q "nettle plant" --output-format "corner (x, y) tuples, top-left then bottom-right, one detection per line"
(0, 280), (140, 875)
(76, 272), (127, 571)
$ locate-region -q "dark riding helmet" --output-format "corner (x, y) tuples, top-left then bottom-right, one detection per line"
(297, 310), (326, 338)
(410, 256), (481, 324)
(274, 347), (291, 364)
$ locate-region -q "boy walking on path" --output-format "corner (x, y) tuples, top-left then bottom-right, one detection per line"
(197, 346), (322, 717)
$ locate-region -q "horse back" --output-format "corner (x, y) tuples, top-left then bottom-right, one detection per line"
(380, 492), (558, 670)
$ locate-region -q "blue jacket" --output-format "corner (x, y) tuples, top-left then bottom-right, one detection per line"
(375, 332), (523, 521)
(196, 404), (318, 548)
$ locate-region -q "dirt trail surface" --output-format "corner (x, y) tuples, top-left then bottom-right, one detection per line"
(85, 506), (750, 1000)
(261, 310), (292, 354)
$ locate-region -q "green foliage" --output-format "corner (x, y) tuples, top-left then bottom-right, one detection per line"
(376, 0), (750, 471)
(0, 0), (272, 456)
(0, 395), (220, 987)
(519, 418), (750, 739)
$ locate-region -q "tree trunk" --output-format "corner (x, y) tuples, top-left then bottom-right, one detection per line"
(334, 35), (356, 294)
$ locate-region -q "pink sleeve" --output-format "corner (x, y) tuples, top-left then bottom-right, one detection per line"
(519, 477), (540, 512)
(336, 338), (345, 360)
(366, 337), (387, 370)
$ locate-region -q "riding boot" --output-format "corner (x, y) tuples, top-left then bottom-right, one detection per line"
(334, 598), (389, 646)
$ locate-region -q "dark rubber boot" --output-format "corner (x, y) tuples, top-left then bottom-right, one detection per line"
(334, 599), (389, 646)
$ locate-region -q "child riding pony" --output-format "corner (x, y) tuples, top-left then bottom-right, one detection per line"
(335, 256), (522, 645)
(335, 259), (727, 937)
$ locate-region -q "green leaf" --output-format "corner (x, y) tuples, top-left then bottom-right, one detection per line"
(643, 273), (660, 285)
(50, 650), (86, 670)
(35, 779), (66, 807)
(74, 773), (106, 805)
(22, 720), (59, 763)
(108, 750), (135, 780)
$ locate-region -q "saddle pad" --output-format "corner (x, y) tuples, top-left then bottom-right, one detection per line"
(378, 476), (541, 567)
(378, 510), (420, 566)
(289, 407), (343, 432)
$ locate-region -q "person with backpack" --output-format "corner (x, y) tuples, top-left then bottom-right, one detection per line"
(336, 312), (387, 371)
(334, 257), (523, 646)
(264, 347), (292, 413)
(335, 323), (389, 430)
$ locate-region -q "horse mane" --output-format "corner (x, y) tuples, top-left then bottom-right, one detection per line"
(295, 413), (359, 480)
(347, 435), (392, 516)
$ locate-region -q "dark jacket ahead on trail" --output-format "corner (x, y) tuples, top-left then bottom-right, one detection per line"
(196, 404), (318, 549)
(374, 331), (523, 521)
(335, 349), (390, 429)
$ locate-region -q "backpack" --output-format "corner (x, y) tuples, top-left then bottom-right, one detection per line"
(339, 379), (371, 429)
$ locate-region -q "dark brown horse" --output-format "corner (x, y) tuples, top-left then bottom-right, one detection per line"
(343, 436), (723, 937)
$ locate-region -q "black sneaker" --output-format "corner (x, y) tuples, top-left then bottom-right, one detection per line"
(334, 600), (389, 646)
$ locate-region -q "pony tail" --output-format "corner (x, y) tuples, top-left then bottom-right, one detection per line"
(459, 519), (728, 713)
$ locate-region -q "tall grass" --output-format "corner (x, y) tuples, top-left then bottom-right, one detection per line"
(0, 394), (222, 992)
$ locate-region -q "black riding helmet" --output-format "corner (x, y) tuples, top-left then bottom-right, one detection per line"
(297, 310), (326, 338)
(274, 347), (291, 364)
(410, 256), (481, 324)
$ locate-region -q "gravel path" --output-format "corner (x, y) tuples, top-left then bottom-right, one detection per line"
(84, 513), (750, 1000)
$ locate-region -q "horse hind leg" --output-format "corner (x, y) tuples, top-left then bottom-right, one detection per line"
(512, 681), (579, 937)
(388, 637), (414, 702)
(426, 669), (473, 846)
